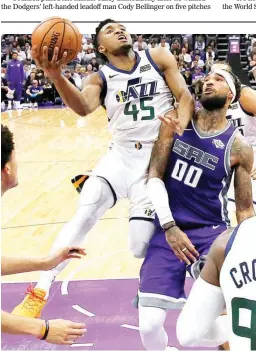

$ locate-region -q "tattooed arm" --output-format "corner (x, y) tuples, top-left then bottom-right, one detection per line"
(231, 134), (255, 223)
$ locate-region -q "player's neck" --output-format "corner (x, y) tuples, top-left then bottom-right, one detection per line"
(197, 108), (228, 133)
(1, 180), (7, 196)
(108, 50), (136, 71)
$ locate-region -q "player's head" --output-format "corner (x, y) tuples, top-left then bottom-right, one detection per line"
(201, 69), (241, 111)
(12, 52), (18, 60)
(1, 125), (18, 195)
(211, 60), (232, 73)
(93, 19), (132, 61)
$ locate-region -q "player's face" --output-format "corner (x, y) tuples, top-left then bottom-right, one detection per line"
(98, 22), (132, 57)
(201, 73), (233, 111)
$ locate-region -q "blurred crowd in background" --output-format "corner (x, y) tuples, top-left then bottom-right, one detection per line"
(1, 33), (256, 109)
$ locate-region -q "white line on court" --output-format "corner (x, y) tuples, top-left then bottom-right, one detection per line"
(70, 343), (94, 347)
(120, 324), (140, 331)
(72, 304), (95, 317)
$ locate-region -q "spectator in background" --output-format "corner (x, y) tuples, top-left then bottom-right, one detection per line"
(249, 53), (256, 80)
(158, 38), (170, 50)
(25, 71), (36, 89)
(148, 40), (156, 49)
(6, 51), (24, 109)
(171, 40), (181, 54)
(91, 57), (99, 72)
(10, 40), (18, 50)
(79, 67), (87, 79)
(64, 70), (76, 87)
(247, 40), (256, 57)
(182, 68), (192, 89)
(192, 66), (205, 85)
(72, 64), (82, 90)
(194, 35), (205, 52)
(17, 35), (27, 48)
(24, 42), (32, 63)
(133, 35), (148, 51)
(1, 66), (7, 79)
(179, 47), (192, 65)
(42, 73), (54, 103)
(83, 48), (96, 64)
(16, 46), (26, 62)
(183, 42), (192, 54)
(191, 55), (205, 69)
(205, 45), (216, 61)
(26, 80), (43, 108)
(77, 47), (85, 64)
(1, 48), (12, 65)
(23, 64), (31, 80)
(86, 64), (94, 76)
(35, 68), (44, 85)
(1, 75), (8, 109)
(205, 55), (214, 73)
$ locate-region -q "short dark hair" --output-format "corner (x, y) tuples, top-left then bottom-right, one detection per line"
(64, 69), (71, 74)
(1, 124), (15, 170)
(93, 19), (116, 61)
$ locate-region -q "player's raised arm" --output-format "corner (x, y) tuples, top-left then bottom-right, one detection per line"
(240, 86), (256, 116)
(232, 135), (255, 223)
(150, 47), (195, 133)
(32, 46), (102, 116)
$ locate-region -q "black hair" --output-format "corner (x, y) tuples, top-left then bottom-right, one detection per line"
(93, 19), (116, 62)
(1, 124), (15, 170)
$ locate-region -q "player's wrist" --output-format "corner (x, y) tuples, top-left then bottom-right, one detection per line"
(162, 220), (177, 231)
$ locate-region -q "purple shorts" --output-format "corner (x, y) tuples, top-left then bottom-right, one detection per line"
(138, 224), (227, 309)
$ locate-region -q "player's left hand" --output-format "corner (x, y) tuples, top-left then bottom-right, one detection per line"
(165, 226), (199, 265)
(251, 167), (256, 180)
(158, 109), (183, 136)
(43, 246), (86, 270)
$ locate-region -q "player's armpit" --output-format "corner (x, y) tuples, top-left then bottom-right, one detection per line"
(148, 122), (174, 179)
(231, 136), (255, 223)
(240, 86), (256, 116)
(150, 48), (194, 133)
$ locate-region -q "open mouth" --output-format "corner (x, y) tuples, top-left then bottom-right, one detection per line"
(118, 34), (127, 42)
(204, 87), (214, 94)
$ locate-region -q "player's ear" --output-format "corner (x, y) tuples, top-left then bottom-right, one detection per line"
(228, 91), (234, 102)
(98, 45), (106, 55)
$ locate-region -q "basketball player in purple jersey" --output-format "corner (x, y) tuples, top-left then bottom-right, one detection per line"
(136, 70), (255, 350)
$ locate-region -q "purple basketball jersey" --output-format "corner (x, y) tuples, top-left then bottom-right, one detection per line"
(163, 119), (237, 228)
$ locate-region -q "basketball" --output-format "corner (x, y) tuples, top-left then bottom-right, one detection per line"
(31, 17), (82, 64)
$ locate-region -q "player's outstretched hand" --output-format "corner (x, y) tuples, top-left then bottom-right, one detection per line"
(165, 226), (199, 265)
(32, 45), (67, 80)
(251, 167), (256, 180)
(158, 109), (183, 136)
(43, 246), (86, 271)
(45, 319), (86, 345)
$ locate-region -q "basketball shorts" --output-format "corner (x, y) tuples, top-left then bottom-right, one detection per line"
(90, 140), (155, 221)
(137, 224), (227, 309)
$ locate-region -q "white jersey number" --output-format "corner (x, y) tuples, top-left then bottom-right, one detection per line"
(171, 160), (203, 188)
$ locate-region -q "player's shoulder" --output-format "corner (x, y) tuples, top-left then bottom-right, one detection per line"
(149, 47), (176, 67)
(83, 72), (102, 87)
(231, 132), (253, 165)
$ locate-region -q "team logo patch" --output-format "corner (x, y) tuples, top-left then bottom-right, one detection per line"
(144, 208), (155, 217)
(212, 139), (225, 149)
(140, 64), (151, 73)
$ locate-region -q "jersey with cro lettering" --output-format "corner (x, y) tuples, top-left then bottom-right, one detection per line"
(226, 85), (256, 147)
(220, 216), (256, 351)
(98, 49), (174, 142)
(162, 119), (237, 229)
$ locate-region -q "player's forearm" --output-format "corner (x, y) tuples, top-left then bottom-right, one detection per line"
(1, 310), (42, 337)
(236, 207), (255, 224)
(177, 90), (194, 132)
(1, 256), (48, 275)
(51, 75), (88, 116)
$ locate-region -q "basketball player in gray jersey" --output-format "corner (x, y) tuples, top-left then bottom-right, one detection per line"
(177, 216), (256, 351)
(13, 20), (194, 318)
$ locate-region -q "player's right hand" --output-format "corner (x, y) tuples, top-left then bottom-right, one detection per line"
(165, 226), (199, 265)
(46, 319), (86, 345)
(32, 45), (67, 80)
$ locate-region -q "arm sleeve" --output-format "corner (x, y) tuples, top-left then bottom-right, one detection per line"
(147, 177), (174, 226)
(176, 277), (228, 347)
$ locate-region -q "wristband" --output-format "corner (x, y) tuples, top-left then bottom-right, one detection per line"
(162, 221), (177, 231)
(40, 320), (49, 340)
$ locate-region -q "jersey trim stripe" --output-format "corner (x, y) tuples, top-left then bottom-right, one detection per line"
(145, 49), (163, 78)
(106, 51), (141, 75)
(192, 119), (233, 139)
(98, 70), (107, 105)
(224, 223), (241, 258)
